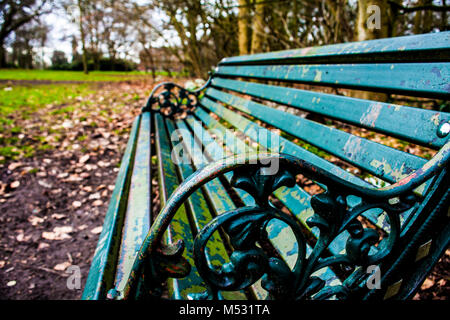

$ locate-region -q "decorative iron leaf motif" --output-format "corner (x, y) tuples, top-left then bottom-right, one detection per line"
(223, 211), (268, 250)
(231, 165), (296, 206)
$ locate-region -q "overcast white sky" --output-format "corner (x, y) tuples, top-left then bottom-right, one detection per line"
(40, 3), (173, 65)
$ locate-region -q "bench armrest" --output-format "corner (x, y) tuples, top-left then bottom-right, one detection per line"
(116, 139), (449, 300)
(142, 76), (212, 115)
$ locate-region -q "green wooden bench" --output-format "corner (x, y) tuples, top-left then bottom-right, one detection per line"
(82, 32), (450, 301)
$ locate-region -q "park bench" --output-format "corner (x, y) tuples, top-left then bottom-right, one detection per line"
(82, 31), (450, 301)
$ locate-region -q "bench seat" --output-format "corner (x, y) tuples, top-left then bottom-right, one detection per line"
(83, 32), (450, 301)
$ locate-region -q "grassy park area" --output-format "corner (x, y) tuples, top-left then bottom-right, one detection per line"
(0, 69), (161, 82)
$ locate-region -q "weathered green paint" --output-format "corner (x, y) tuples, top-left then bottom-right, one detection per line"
(192, 108), (374, 256)
(173, 119), (265, 299)
(166, 118), (247, 299)
(114, 112), (152, 292)
(211, 78), (450, 149)
(205, 88), (427, 185)
(195, 101), (400, 233)
(198, 98), (369, 187)
(82, 116), (141, 300)
(184, 115), (341, 285)
(220, 32), (450, 65)
(155, 114), (208, 299)
(216, 63), (450, 99)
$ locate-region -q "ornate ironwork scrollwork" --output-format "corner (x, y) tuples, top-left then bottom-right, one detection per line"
(115, 141), (449, 300)
(141, 76), (212, 118)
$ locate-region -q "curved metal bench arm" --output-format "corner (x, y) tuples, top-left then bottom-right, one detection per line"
(112, 137), (449, 300)
(141, 75), (213, 116)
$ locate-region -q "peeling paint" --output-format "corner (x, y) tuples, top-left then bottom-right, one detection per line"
(360, 103), (383, 127)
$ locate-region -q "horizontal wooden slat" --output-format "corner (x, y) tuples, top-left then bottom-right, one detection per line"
(114, 112), (152, 293)
(215, 63), (450, 99)
(205, 88), (427, 184)
(212, 78), (450, 149)
(198, 97), (369, 188)
(220, 32), (450, 65)
(82, 116), (141, 300)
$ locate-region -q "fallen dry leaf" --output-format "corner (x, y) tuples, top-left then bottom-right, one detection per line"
(28, 216), (44, 226)
(7, 281), (16, 287)
(51, 214), (66, 220)
(10, 181), (20, 189)
(8, 162), (22, 171)
(421, 279), (434, 290)
(42, 226), (73, 240)
(72, 201), (82, 208)
(79, 154), (90, 164)
(53, 261), (71, 271)
(90, 226), (103, 234)
(93, 200), (103, 207)
(37, 242), (50, 250)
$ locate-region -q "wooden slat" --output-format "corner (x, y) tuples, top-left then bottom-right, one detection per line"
(82, 116), (141, 300)
(154, 113), (208, 299)
(220, 31), (450, 65)
(205, 88), (427, 184)
(215, 63), (450, 99)
(212, 77), (450, 149)
(114, 112), (152, 292)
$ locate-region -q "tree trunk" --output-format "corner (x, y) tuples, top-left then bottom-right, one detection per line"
(78, 0), (89, 74)
(356, 0), (389, 41)
(250, 0), (266, 54)
(422, 0), (433, 33)
(414, 0), (434, 34)
(238, 0), (250, 55)
(0, 41), (6, 68)
(143, 46), (156, 80)
(442, 0), (447, 30)
(354, 0), (389, 101)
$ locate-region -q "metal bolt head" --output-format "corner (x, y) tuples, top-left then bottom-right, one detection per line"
(437, 122), (450, 138)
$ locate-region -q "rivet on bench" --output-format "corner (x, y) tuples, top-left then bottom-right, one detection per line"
(437, 122), (450, 138)
(383, 279), (403, 300)
(415, 240), (432, 262)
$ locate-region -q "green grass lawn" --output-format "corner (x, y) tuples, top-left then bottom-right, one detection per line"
(0, 69), (165, 82)
(0, 84), (92, 116)
(0, 83), (95, 162)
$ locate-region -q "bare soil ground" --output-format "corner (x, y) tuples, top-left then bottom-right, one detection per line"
(0, 80), (448, 300)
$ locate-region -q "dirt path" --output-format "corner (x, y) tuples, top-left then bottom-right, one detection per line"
(0, 81), (147, 299)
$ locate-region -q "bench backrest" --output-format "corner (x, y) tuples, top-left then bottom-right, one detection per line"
(205, 32), (449, 186)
